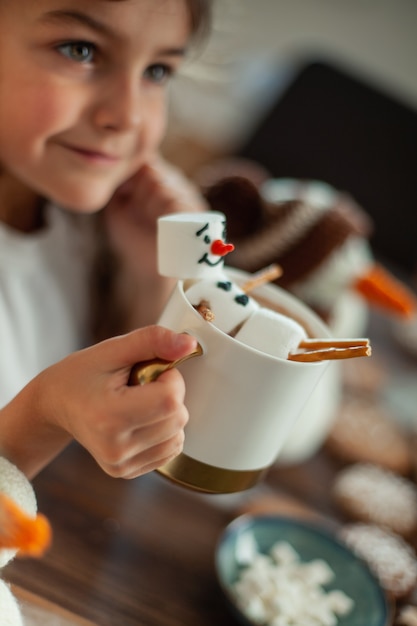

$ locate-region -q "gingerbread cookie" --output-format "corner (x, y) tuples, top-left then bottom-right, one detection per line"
(333, 463), (417, 537)
(326, 396), (412, 475)
(396, 605), (417, 626)
(340, 523), (417, 600)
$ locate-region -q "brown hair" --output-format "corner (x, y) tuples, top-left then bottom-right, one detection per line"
(186, 0), (212, 43)
(103, 0), (212, 43)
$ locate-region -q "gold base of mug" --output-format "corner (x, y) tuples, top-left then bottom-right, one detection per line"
(156, 452), (267, 494)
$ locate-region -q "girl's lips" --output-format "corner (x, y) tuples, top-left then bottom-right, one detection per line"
(62, 143), (121, 164)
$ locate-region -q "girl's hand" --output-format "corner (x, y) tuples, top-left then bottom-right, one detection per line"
(4, 327), (197, 480)
(104, 156), (208, 279)
(92, 156), (209, 333)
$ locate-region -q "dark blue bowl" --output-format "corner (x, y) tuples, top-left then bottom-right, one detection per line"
(215, 514), (392, 626)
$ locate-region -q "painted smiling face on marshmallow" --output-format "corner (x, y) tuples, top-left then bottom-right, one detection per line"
(158, 212), (234, 280)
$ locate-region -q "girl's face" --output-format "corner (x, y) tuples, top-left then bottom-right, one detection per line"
(0, 0), (191, 212)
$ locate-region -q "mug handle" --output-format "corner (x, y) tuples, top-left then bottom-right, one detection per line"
(128, 343), (203, 386)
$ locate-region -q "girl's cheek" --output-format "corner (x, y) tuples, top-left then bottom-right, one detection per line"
(28, 87), (81, 131)
(8, 80), (77, 139)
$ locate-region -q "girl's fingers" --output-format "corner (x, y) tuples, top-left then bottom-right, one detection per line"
(80, 367), (188, 470)
(131, 407), (189, 451)
(100, 430), (186, 479)
(92, 326), (198, 371)
(115, 372), (188, 430)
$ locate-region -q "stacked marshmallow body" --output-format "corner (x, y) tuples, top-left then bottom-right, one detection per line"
(186, 279), (259, 334)
(235, 308), (307, 358)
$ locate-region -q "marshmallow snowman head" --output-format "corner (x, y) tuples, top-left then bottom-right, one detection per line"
(158, 212), (234, 280)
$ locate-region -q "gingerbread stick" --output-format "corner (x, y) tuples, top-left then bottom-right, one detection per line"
(299, 338), (370, 350)
(288, 344), (371, 363)
(193, 300), (215, 321)
(241, 264), (283, 293)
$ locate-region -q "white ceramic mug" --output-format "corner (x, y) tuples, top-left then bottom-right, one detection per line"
(134, 267), (331, 494)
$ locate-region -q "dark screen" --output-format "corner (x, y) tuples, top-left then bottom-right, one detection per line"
(238, 60), (417, 273)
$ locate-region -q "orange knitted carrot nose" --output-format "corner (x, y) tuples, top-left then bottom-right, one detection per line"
(354, 263), (417, 318)
(0, 493), (51, 557)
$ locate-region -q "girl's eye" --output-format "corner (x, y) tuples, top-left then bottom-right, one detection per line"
(57, 42), (95, 64)
(144, 63), (172, 85)
(204, 235), (210, 244)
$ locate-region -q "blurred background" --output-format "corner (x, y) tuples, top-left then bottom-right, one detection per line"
(163, 0), (417, 276)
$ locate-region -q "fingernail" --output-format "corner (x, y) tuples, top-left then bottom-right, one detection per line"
(176, 333), (197, 350)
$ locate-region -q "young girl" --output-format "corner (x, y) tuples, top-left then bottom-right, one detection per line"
(0, 0), (212, 480)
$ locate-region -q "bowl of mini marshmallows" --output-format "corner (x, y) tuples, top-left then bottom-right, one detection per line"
(215, 515), (392, 626)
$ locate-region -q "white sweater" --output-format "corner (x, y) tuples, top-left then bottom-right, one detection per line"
(0, 206), (95, 408)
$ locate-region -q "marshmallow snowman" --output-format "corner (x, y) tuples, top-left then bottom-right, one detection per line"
(158, 212), (307, 357)
(159, 212), (259, 334)
(158, 211), (233, 280)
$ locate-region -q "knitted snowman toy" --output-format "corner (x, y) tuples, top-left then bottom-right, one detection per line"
(204, 175), (417, 332)
(0, 456), (48, 625)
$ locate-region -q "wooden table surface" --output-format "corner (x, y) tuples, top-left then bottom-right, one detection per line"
(4, 312), (417, 625)
(4, 443), (342, 626)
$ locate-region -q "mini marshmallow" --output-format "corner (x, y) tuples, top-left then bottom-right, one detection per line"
(270, 541), (299, 566)
(326, 590), (355, 615)
(158, 211), (232, 280)
(235, 308), (307, 359)
(186, 278), (259, 334)
(300, 560), (335, 587)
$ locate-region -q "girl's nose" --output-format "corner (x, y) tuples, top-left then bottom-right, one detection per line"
(94, 77), (141, 131)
